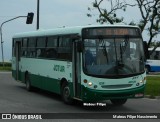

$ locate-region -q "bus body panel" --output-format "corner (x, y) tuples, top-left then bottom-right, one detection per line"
(81, 85), (145, 102)
(80, 72), (146, 102)
(146, 47), (160, 72)
(12, 57), (73, 94)
(146, 60), (160, 72)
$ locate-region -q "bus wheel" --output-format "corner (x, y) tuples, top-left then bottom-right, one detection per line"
(61, 82), (73, 104)
(110, 99), (127, 106)
(25, 74), (32, 91)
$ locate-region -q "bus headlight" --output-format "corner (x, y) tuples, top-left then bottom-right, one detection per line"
(88, 82), (93, 86)
(139, 80), (143, 83)
(139, 77), (146, 84)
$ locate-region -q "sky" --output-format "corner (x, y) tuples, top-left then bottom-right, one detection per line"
(0, 0), (157, 62)
(0, 0), (97, 61)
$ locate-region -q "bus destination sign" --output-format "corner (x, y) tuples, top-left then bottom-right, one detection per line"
(83, 28), (140, 37)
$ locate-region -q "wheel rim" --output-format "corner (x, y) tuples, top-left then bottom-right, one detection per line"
(25, 75), (30, 90)
(63, 86), (70, 99)
(26, 80), (29, 89)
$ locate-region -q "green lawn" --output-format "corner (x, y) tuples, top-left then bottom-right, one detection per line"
(145, 76), (160, 97)
(0, 62), (12, 71)
(0, 66), (12, 71)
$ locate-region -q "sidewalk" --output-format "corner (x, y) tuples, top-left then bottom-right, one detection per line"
(0, 71), (11, 74)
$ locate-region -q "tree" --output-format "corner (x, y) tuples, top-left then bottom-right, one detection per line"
(87, 0), (135, 24)
(87, 0), (160, 52)
(135, 0), (160, 49)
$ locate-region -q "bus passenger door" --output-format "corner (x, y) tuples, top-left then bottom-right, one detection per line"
(73, 41), (81, 99)
(15, 41), (21, 80)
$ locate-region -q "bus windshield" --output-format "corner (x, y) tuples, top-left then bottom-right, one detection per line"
(83, 37), (145, 77)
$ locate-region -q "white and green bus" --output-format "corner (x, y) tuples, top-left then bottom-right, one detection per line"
(12, 25), (147, 105)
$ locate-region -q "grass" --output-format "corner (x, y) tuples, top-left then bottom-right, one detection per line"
(145, 76), (160, 97)
(0, 62), (12, 71)
(0, 66), (12, 71)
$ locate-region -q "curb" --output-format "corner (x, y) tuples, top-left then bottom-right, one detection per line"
(0, 71), (11, 74)
(155, 96), (160, 99)
(145, 95), (160, 99)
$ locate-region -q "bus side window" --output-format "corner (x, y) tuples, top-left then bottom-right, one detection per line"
(21, 38), (28, 57)
(36, 49), (41, 57)
(154, 51), (159, 60)
(46, 48), (58, 58)
(58, 37), (72, 61)
(36, 48), (46, 58)
(28, 37), (36, 58)
(149, 51), (156, 60)
(36, 37), (46, 58)
(46, 36), (58, 59)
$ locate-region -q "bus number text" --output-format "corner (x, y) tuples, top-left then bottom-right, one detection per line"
(53, 65), (65, 72)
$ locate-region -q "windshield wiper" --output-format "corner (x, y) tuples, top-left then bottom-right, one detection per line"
(120, 36), (129, 54)
(99, 38), (109, 63)
(115, 36), (130, 72)
(119, 36), (129, 63)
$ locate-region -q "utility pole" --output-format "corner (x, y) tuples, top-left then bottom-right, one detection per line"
(37, 0), (40, 30)
(0, 14), (34, 67)
(0, 16), (26, 67)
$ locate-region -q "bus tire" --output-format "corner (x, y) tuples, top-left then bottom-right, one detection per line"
(25, 74), (32, 91)
(61, 82), (73, 104)
(110, 99), (127, 106)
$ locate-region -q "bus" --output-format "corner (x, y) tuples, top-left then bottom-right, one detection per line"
(12, 25), (147, 105)
(145, 47), (160, 73)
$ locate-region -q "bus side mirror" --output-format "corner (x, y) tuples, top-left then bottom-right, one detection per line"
(143, 41), (149, 59)
(77, 41), (83, 52)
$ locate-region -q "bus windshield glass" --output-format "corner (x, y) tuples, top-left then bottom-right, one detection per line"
(83, 31), (145, 77)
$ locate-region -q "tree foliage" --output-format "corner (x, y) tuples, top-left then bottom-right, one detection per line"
(87, 0), (160, 50)
(87, 0), (134, 24)
(135, 0), (160, 49)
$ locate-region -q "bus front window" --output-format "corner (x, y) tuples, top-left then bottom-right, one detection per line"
(83, 38), (145, 77)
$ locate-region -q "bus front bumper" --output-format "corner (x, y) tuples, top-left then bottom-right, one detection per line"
(81, 85), (145, 102)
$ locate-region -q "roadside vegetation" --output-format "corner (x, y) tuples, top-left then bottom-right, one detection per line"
(0, 62), (12, 71)
(145, 76), (160, 98)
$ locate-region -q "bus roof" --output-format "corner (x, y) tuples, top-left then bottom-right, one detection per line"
(13, 24), (140, 38)
(148, 47), (160, 51)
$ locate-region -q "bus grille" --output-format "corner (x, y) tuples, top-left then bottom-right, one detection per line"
(101, 84), (132, 89)
(102, 94), (133, 98)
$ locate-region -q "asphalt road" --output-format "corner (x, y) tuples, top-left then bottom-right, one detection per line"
(0, 72), (160, 121)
